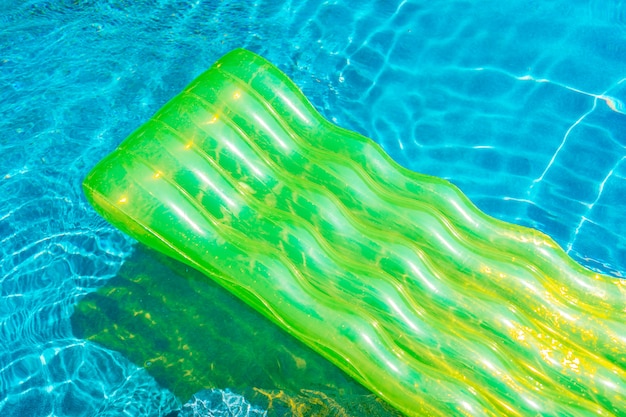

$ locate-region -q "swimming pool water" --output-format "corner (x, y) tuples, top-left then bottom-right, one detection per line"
(1, 1), (624, 416)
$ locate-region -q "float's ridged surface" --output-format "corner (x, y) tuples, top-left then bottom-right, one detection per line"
(83, 49), (626, 417)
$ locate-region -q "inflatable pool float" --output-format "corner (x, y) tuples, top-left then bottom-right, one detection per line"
(83, 48), (626, 416)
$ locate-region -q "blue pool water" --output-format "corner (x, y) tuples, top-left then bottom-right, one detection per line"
(1, 0), (625, 415)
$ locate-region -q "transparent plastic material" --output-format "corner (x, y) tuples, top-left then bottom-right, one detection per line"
(83, 49), (626, 417)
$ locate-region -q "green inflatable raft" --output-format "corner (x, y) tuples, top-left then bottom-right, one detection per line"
(83, 48), (626, 416)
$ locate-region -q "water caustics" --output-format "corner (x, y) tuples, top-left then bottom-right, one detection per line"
(83, 49), (626, 417)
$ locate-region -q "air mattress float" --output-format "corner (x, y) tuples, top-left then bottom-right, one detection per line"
(83, 48), (626, 417)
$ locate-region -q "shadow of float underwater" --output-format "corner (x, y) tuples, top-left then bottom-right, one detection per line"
(71, 245), (401, 416)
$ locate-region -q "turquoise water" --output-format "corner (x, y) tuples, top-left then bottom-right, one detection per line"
(1, 1), (624, 416)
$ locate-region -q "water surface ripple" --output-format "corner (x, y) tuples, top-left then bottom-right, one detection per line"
(1, 1), (624, 416)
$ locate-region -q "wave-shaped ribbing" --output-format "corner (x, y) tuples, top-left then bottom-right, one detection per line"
(83, 49), (626, 417)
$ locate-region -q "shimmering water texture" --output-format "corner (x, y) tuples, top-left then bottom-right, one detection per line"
(82, 49), (626, 416)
